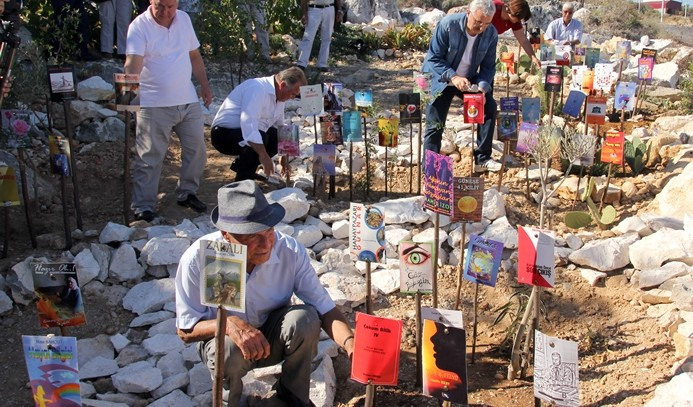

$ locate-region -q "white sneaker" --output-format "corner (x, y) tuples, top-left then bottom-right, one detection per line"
(474, 159), (502, 173)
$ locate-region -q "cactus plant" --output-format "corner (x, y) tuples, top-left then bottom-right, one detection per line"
(624, 136), (650, 175)
(564, 178), (618, 230)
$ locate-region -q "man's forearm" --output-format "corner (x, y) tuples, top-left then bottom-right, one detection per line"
(321, 307), (354, 356)
(190, 51), (211, 92)
(249, 141), (271, 162)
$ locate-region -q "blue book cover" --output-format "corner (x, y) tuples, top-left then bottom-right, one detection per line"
(521, 98), (540, 124)
(313, 144), (336, 176)
(354, 89), (373, 112)
(22, 335), (81, 406)
(614, 82), (637, 112)
(562, 90), (586, 118)
(498, 111), (518, 140)
(500, 96), (519, 112)
(342, 110), (363, 142)
(463, 235), (504, 287)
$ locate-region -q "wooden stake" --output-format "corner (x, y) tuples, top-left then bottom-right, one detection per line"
(453, 223), (467, 310)
(471, 282), (480, 364)
(432, 212), (439, 308)
(313, 116), (318, 197)
(572, 165), (584, 210)
(366, 261), (372, 314)
(2, 206), (8, 258)
(506, 69), (510, 98)
(415, 292), (422, 388)
(497, 141), (509, 191)
(417, 121), (423, 195)
(349, 142), (353, 202)
(329, 175), (335, 199)
(213, 305), (227, 407)
(17, 149), (37, 248)
(60, 173), (72, 249)
(524, 154), (530, 200)
(61, 100), (83, 230)
(470, 125), (476, 174)
(364, 116), (370, 199)
(620, 108), (625, 132)
(384, 146), (388, 197)
(123, 111), (131, 224)
(409, 122), (413, 194)
(365, 379), (375, 407)
(599, 163), (613, 212)
(548, 90), (556, 122)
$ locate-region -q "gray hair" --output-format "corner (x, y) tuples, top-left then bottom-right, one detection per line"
(469, 0), (496, 17)
(277, 67), (306, 87)
(562, 2), (575, 11)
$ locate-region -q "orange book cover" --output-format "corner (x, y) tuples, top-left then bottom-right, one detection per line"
(422, 319), (468, 404)
(350, 312), (403, 386)
(600, 131), (625, 165)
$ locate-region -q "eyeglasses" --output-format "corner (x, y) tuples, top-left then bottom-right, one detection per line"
(469, 12), (492, 28)
(505, 6), (519, 18)
(562, 9), (574, 14)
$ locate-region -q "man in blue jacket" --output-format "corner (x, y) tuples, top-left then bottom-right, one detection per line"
(422, 0), (500, 172)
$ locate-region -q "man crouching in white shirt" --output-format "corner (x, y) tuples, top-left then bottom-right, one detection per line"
(210, 67), (306, 182)
(175, 181), (354, 407)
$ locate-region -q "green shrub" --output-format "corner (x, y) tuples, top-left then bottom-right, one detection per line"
(682, 62), (693, 112)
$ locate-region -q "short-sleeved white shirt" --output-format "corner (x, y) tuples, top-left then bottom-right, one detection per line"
(211, 76), (285, 146)
(126, 8), (200, 107)
(175, 230), (336, 329)
(545, 17), (583, 44)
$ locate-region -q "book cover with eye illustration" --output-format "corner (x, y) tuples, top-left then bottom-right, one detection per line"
(399, 93), (421, 124)
(349, 202), (386, 263)
(463, 235), (504, 287)
(351, 312), (403, 386)
(521, 97), (540, 124)
(544, 66), (563, 92)
(518, 226), (555, 288)
(320, 112), (343, 145)
(614, 82), (637, 112)
(422, 319), (468, 404)
(585, 96), (606, 125)
(451, 176), (484, 223)
(600, 130), (624, 165)
(378, 117), (399, 147)
(463, 93), (484, 124)
(399, 241), (434, 294)
(22, 335), (81, 407)
(423, 150), (453, 216)
(498, 111), (518, 140)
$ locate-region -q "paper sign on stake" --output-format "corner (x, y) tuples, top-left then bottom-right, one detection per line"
(320, 112), (343, 145)
(299, 84), (323, 116)
(22, 335), (82, 406)
(422, 319), (468, 404)
(354, 89), (373, 113)
(313, 144), (337, 176)
(600, 131), (624, 165)
(114, 73), (140, 111)
(517, 122), (539, 153)
(637, 57), (654, 81)
(0, 165), (20, 206)
(423, 150), (453, 216)
(521, 98), (540, 124)
(399, 241), (434, 294)
(323, 82), (344, 112)
(518, 226), (555, 288)
(614, 82), (637, 111)
(342, 110), (363, 142)
(421, 306), (463, 329)
(463, 94), (484, 124)
(463, 235), (504, 287)
(562, 90), (586, 118)
(350, 312), (403, 386)
(534, 330), (580, 407)
(349, 202), (386, 263)
(585, 96), (606, 125)
(451, 176), (484, 223)
(378, 117), (399, 147)
(200, 240), (247, 311)
(278, 124), (300, 156)
(399, 93), (422, 124)
(31, 262), (86, 328)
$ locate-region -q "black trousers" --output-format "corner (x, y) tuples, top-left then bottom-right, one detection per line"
(211, 126), (278, 181)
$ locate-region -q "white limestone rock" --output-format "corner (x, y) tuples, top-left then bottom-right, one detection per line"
(371, 268), (400, 295)
(115, 344), (149, 367)
(565, 234), (583, 250)
(122, 278), (176, 315)
(130, 310), (175, 328)
(99, 222), (134, 244)
(74, 248), (100, 286)
(613, 216), (653, 237)
(579, 268), (607, 287)
(651, 61), (681, 88)
(331, 219), (349, 239)
(80, 381), (96, 399)
(81, 400), (128, 407)
(320, 271), (375, 308)
(305, 215), (333, 236)
(384, 228), (412, 258)
(629, 228), (693, 270)
(90, 243), (111, 282)
(109, 244), (145, 282)
(0, 291), (13, 314)
(109, 333), (130, 352)
(638, 262), (692, 289)
(569, 233), (639, 272)
(151, 375), (191, 401)
(141, 237), (191, 266)
(79, 356), (119, 380)
(7, 256), (41, 305)
(143, 334), (185, 356)
(146, 225), (176, 240)
(373, 196), (429, 225)
(447, 221), (489, 248)
(173, 219), (204, 240)
(77, 75), (114, 101)
(149, 318), (178, 337)
(77, 335), (115, 367)
(187, 363), (212, 396)
(413, 227), (448, 250)
(481, 217), (517, 249)
(275, 223), (295, 237)
(482, 188), (506, 221)
(182, 344), (202, 363)
(157, 351), (187, 378)
(112, 361), (163, 393)
(643, 372), (693, 407)
(309, 353), (337, 407)
(645, 162), (693, 221)
(266, 188), (310, 223)
(416, 8), (445, 27)
(294, 224), (323, 248)
(319, 211), (348, 223)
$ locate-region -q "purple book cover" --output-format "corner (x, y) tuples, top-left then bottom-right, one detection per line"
(500, 97), (519, 112)
(517, 122), (539, 153)
(423, 150), (453, 216)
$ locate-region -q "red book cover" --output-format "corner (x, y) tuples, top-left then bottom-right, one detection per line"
(600, 131), (625, 165)
(585, 96), (606, 125)
(518, 226), (555, 288)
(463, 93), (484, 124)
(422, 319), (468, 404)
(350, 312), (403, 386)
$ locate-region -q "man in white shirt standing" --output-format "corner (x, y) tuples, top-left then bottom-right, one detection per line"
(210, 67), (306, 182)
(296, 0), (342, 72)
(544, 2), (583, 46)
(125, 0), (212, 222)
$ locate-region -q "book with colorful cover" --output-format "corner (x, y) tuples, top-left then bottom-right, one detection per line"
(594, 63), (613, 92)
(545, 66), (562, 92)
(570, 65), (588, 91)
(517, 226), (555, 288)
(451, 176), (484, 223)
(555, 45), (572, 66)
(199, 240), (247, 311)
(534, 330), (580, 407)
(22, 335), (81, 407)
(500, 96), (519, 112)
(423, 150), (453, 216)
(585, 96), (607, 125)
(323, 82), (343, 112)
(1, 109), (32, 149)
(498, 111), (518, 141)
(562, 90), (586, 118)
(354, 89), (373, 113)
(521, 97), (541, 124)
(616, 40), (631, 62)
(573, 46), (586, 65)
(600, 131), (625, 165)
(517, 122), (539, 153)
(351, 312), (403, 386)
(313, 144), (336, 176)
(422, 319), (468, 404)
(31, 262), (86, 328)
(641, 48), (657, 60)
(463, 93), (484, 124)
(581, 69), (594, 94)
(342, 110), (363, 142)
(0, 165), (20, 206)
(614, 82), (637, 111)
(399, 241), (434, 294)
(320, 112), (343, 145)
(349, 202), (386, 263)
(399, 93), (422, 124)
(114, 73), (140, 112)
(540, 44), (555, 62)
(585, 48), (600, 69)
(463, 235), (504, 287)
(278, 124), (300, 156)
(47, 64), (77, 102)
(49, 134), (72, 176)
(637, 57), (654, 82)
(299, 84), (323, 116)
(377, 117), (399, 147)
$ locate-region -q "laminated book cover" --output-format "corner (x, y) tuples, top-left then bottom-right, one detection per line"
(594, 63), (613, 92)
(641, 48), (657, 60)
(544, 66), (562, 92)
(31, 262), (86, 328)
(342, 110), (363, 142)
(377, 117), (399, 147)
(637, 57), (654, 82)
(584, 48), (600, 69)
(554, 45), (572, 66)
(500, 51), (515, 73)
(320, 112), (343, 145)
(351, 312), (402, 386)
(534, 330), (579, 407)
(614, 82), (637, 111)
(349, 202), (386, 263)
(600, 131), (624, 165)
(585, 96), (606, 125)
(521, 97), (540, 124)
(22, 335), (81, 407)
(423, 150), (453, 216)
(413, 71), (432, 101)
(451, 176), (484, 223)
(463, 235), (504, 287)
(562, 90), (586, 118)
(47, 65), (77, 102)
(422, 319), (468, 404)
(517, 122), (539, 153)
(463, 93), (484, 124)
(49, 134), (72, 176)
(299, 84), (323, 116)
(421, 307), (463, 329)
(399, 241), (434, 294)
(573, 46), (586, 65)
(354, 89), (373, 112)
(278, 124), (300, 156)
(498, 111), (518, 140)
(323, 82), (343, 112)
(500, 96), (519, 112)
(114, 73), (140, 111)
(570, 65), (588, 91)
(0, 165), (20, 206)
(1, 109), (32, 149)
(200, 240), (247, 311)
(399, 93), (421, 124)
(312, 144), (336, 176)
(518, 226), (555, 288)
(616, 40), (631, 62)
(540, 44), (556, 62)
(581, 69), (594, 94)
(573, 133), (596, 166)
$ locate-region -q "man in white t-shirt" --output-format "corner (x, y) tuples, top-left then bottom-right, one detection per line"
(544, 2), (583, 46)
(125, 0), (212, 222)
(176, 181), (354, 407)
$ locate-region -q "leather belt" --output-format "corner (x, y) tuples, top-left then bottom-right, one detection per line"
(308, 4), (333, 8)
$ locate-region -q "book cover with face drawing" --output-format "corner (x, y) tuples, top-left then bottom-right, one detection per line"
(399, 241), (434, 294)
(422, 319), (468, 404)
(534, 330), (579, 407)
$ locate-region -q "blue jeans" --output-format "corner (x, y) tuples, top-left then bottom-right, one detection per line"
(423, 85), (497, 164)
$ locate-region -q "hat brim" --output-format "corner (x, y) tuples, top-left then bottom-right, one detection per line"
(211, 202), (286, 234)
